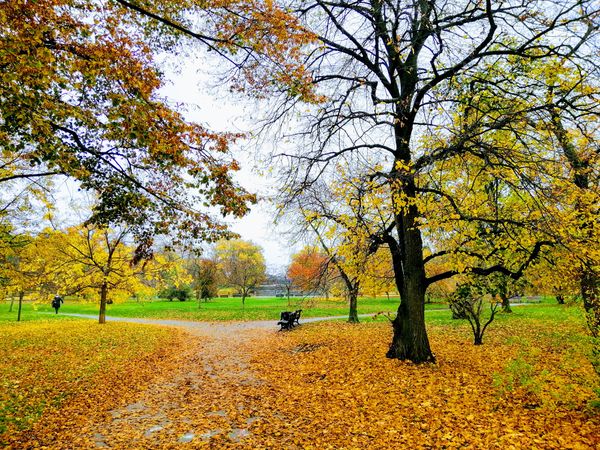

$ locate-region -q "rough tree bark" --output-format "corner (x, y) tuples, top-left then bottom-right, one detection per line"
(341, 278), (360, 324)
(386, 207), (435, 362)
(550, 110), (600, 337)
(581, 271), (600, 337)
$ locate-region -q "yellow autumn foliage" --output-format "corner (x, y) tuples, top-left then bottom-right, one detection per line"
(248, 320), (599, 449)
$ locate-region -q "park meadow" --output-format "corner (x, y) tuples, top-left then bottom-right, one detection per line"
(1, 296), (598, 448)
(3, 0), (600, 448)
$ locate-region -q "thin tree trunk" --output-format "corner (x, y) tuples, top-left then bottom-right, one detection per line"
(17, 291), (23, 322)
(473, 318), (482, 345)
(348, 285), (359, 323)
(556, 294), (565, 304)
(9, 295), (15, 312)
(335, 268), (360, 323)
(99, 281), (108, 324)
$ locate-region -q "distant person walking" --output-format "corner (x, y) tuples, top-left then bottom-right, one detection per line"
(51, 295), (63, 314)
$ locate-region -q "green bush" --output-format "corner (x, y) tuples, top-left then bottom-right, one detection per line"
(157, 286), (192, 302)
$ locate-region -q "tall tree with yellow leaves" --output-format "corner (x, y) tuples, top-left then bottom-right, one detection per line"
(2, 234), (45, 321)
(215, 240), (266, 306)
(40, 224), (176, 323)
(289, 170), (395, 323)
(259, 0), (598, 362)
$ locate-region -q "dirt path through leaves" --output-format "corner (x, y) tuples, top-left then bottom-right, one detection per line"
(64, 314), (359, 448)
(69, 317), (271, 448)
(34, 306), (598, 449)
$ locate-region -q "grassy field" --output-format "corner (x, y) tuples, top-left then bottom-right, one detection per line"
(1, 295), (452, 322)
(1, 295), (558, 323)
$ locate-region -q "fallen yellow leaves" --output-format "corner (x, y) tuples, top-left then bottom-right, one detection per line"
(2, 313), (598, 449)
(0, 320), (185, 448)
(247, 320), (599, 449)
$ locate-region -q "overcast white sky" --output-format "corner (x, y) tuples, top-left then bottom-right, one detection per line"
(159, 54), (301, 271)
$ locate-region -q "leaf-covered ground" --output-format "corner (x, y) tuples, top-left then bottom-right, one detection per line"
(250, 321), (599, 448)
(2, 306), (599, 449)
(0, 321), (185, 448)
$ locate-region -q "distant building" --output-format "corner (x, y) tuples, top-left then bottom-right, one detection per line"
(253, 284), (304, 297)
(253, 273), (304, 297)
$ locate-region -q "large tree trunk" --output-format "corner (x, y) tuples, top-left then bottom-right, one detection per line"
(387, 287), (434, 362)
(386, 207), (435, 363)
(550, 110), (599, 337)
(17, 291), (23, 322)
(99, 281), (108, 324)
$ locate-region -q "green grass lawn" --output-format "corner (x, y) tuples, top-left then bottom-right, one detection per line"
(1, 294), (560, 323)
(0, 303), (78, 323)
(1, 295), (450, 322)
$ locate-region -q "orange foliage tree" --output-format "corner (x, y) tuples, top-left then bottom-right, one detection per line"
(287, 247), (331, 297)
(0, 0), (255, 251)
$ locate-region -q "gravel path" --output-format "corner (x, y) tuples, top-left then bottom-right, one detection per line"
(59, 312), (374, 331)
(66, 313), (371, 448)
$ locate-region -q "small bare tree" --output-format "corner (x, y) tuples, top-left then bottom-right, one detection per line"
(450, 284), (501, 345)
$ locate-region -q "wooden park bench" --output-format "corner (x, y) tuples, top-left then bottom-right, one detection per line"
(278, 309), (302, 331)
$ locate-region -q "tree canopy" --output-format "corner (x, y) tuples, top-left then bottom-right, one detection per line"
(256, 0), (599, 361)
(0, 0), (255, 251)
(2, 0), (599, 363)
(215, 239), (266, 304)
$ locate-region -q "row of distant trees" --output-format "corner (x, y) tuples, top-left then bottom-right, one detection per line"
(287, 242), (584, 314)
(0, 219), (270, 321)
